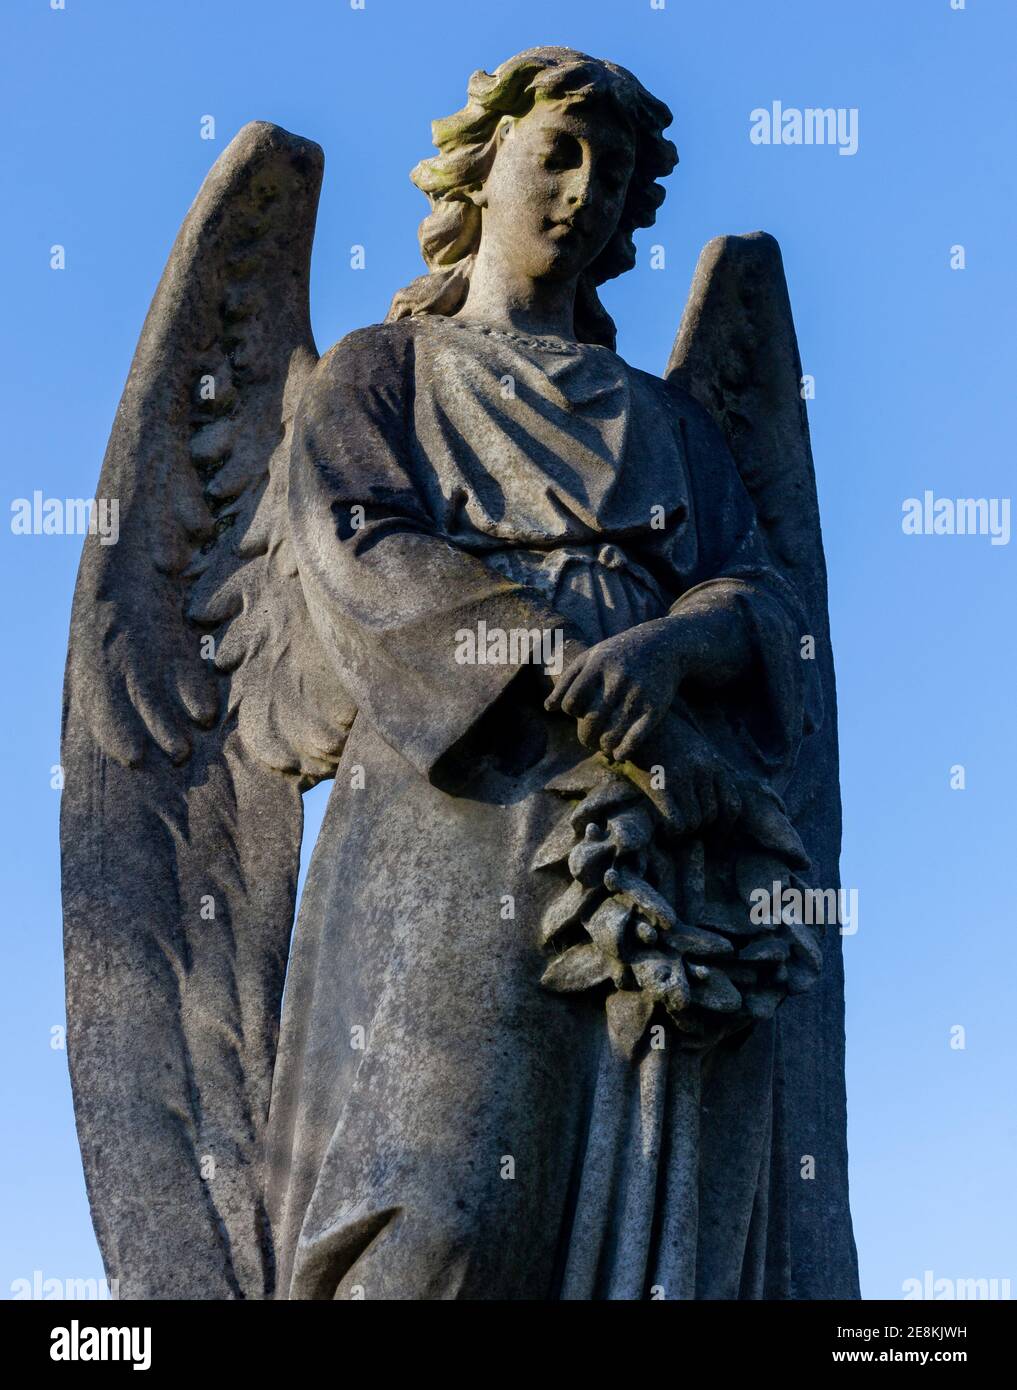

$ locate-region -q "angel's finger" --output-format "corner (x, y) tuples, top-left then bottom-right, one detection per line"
(603, 706), (646, 762)
(560, 663), (604, 718)
(544, 651), (589, 711)
(611, 707), (659, 763)
(595, 689), (641, 755)
(576, 706), (610, 751)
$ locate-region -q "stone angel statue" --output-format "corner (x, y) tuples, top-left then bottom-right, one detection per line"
(61, 47), (858, 1300)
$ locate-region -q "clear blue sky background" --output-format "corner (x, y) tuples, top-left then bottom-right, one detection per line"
(1, 0), (1014, 1301)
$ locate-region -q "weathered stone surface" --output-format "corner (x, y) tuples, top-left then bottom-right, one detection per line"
(62, 47), (857, 1300)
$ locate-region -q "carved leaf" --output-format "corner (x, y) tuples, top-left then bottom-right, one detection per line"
(539, 879), (602, 946)
(604, 864), (676, 931)
(585, 897), (632, 960)
(605, 990), (656, 1059)
(530, 807), (579, 870)
(541, 945), (617, 993)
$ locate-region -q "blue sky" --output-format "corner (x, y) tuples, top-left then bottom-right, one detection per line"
(1, 0), (1014, 1300)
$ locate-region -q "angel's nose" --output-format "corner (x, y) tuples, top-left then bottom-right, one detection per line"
(565, 163), (594, 208)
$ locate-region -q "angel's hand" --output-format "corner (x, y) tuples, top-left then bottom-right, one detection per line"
(631, 712), (742, 834)
(544, 617), (684, 761)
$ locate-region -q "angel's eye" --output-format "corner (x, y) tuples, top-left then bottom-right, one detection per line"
(600, 163), (627, 193)
(541, 134), (583, 172)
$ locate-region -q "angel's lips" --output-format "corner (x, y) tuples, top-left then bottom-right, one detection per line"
(545, 216), (582, 238)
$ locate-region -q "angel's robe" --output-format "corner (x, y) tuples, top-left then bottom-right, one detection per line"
(265, 314), (815, 1300)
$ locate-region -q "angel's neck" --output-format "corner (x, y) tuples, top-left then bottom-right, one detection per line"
(454, 244), (578, 341)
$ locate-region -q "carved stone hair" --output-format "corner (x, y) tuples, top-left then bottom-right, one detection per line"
(385, 47), (678, 350)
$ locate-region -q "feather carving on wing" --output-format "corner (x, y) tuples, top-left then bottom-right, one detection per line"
(665, 232), (838, 885)
(60, 123), (354, 1299)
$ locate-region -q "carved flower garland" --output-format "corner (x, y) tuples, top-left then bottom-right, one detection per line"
(535, 754), (822, 1058)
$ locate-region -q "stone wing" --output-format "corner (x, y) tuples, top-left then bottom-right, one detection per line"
(60, 123), (353, 1299)
(665, 232), (857, 1296)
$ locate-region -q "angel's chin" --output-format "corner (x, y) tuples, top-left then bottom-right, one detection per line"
(532, 241), (590, 281)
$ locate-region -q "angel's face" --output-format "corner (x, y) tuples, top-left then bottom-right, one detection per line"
(475, 100), (635, 283)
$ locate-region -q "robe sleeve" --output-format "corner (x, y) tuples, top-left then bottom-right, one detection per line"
(288, 325), (585, 780)
(664, 386), (823, 783)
